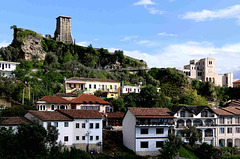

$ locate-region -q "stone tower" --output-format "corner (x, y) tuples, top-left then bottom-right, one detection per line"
(54, 16), (73, 44)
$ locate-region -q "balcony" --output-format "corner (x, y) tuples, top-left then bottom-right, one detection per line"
(136, 119), (173, 126)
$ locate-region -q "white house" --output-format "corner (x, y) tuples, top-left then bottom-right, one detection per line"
(0, 61), (20, 77)
(123, 107), (174, 156)
(172, 105), (218, 146)
(0, 117), (32, 132)
(24, 109), (103, 152)
(122, 85), (141, 94)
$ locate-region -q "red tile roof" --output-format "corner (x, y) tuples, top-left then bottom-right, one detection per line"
(128, 107), (173, 118)
(67, 77), (119, 83)
(233, 80), (240, 84)
(0, 117), (32, 125)
(28, 110), (73, 121)
(223, 107), (240, 115)
(58, 109), (102, 119)
(212, 108), (234, 116)
(71, 94), (110, 104)
(107, 112), (125, 118)
(37, 96), (71, 104)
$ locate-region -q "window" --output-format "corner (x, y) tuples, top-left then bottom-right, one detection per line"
(82, 106), (87, 110)
(156, 128), (164, 134)
(89, 84), (92, 89)
(141, 128), (148, 134)
(96, 136), (99, 140)
(227, 117), (232, 124)
(94, 84), (96, 89)
(82, 123), (85, 128)
(74, 84), (76, 88)
(140, 142), (148, 148)
(42, 105), (45, 110)
(96, 123), (99, 129)
(9, 64), (10, 68)
(76, 136), (79, 140)
(47, 122), (51, 126)
(110, 85), (112, 89)
(220, 117), (224, 124)
(82, 136), (85, 140)
(201, 111), (208, 117)
(64, 136), (68, 142)
(209, 61), (212, 65)
(227, 128), (232, 133)
(180, 111), (185, 117)
(54, 122), (58, 127)
(5, 64), (7, 68)
(236, 127), (240, 133)
(236, 117), (240, 124)
(76, 123), (79, 128)
(115, 85), (117, 90)
(105, 85), (107, 89)
(69, 84), (72, 88)
(90, 136), (93, 141)
(219, 128), (224, 134)
(90, 123), (93, 129)
(156, 141), (164, 148)
(94, 106), (100, 110)
(64, 122), (69, 127)
(51, 105), (54, 110)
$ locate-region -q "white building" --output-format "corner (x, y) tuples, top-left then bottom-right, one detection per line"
(172, 105), (218, 146)
(122, 85), (141, 94)
(174, 57), (233, 87)
(0, 117), (32, 132)
(25, 110), (103, 152)
(36, 96), (71, 111)
(123, 107), (173, 156)
(0, 61), (20, 77)
(213, 107), (240, 147)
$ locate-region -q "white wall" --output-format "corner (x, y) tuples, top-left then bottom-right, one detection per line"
(123, 110), (136, 151)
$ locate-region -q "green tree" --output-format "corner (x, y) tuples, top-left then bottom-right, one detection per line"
(182, 126), (202, 147)
(46, 125), (59, 147)
(159, 133), (182, 159)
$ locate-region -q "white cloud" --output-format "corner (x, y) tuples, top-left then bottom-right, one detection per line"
(121, 41), (240, 79)
(158, 32), (176, 37)
(120, 36), (138, 42)
(137, 40), (151, 44)
(0, 41), (10, 47)
(180, 4), (240, 24)
(134, 0), (156, 6)
(76, 41), (92, 47)
(145, 6), (164, 15)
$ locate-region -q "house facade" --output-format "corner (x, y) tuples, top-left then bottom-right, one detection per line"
(36, 96), (71, 111)
(123, 107), (173, 156)
(24, 110), (103, 152)
(0, 117), (32, 132)
(64, 77), (121, 99)
(233, 80), (240, 87)
(174, 57), (233, 87)
(172, 105), (217, 145)
(0, 61), (20, 77)
(122, 85), (141, 94)
(213, 107), (240, 147)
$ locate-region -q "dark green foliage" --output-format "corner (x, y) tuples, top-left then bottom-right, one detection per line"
(193, 143), (218, 159)
(1, 105), (35, 117)
(192, 80), (214, 101)
(159, 133), (182, 159)
(105, 98), (125, 112)
(0, 46), (21, 61)
(46, 125), (59, 147)
(182, 126), (202, 147)
(44, 52), (59, 68)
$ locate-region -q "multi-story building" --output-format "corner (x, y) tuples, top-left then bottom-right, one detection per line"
(122, 85), (141, 94)
(65, 77), (121, 99)
(36, 96), (71, 111)
(0, 61), (20, 77)
(172, 105), (218, 145)
(54, 16), (73, 44)
(24, 110), (103, 152)
(123, 107), (173, 156)
(213, 107), (240, 147)
(174, 57), (233, 87)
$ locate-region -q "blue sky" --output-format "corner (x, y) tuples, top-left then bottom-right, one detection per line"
(1, 0), (240, 79)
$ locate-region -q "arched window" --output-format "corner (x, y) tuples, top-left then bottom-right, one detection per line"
(193, 119), (202, 126)
(205, 119), (213, 126)
(186, 119), (191, 126)
(205, 129), (213, 137)
(177, 119), (184, 128)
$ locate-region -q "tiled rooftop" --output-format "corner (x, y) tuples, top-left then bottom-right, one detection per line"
(128, 107), (173, 118)
(66, 77), (119, 83)
(58, 109), (103, 119)
(107, 112), (124, 118)
(212, 108), (234, 116)
(0, 117), (32, 125)
(28, 110), (73, 121)
(233, 80), (240, 84)
(37, 96), (71, 104)
(71, 94), (110, 105)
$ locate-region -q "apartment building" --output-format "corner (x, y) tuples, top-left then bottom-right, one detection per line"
(0, 61), (20, 77)
(65, 77), (121, 99)
(36, 96), (71, 111)
(24, 110), (103, 152)
(123, 107), (173, 156)
(172, 105), (218, 146)
(174, 57), (233, 87)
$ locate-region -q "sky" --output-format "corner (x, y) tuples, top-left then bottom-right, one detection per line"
(1, 0), (240, 79)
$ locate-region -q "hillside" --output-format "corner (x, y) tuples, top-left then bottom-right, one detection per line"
(0, 26), (239, 114)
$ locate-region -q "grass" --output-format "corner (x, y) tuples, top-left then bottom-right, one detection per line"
(179, 146), (199, 159)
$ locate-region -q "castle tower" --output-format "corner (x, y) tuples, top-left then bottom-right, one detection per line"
(54, 16), (73, 44)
